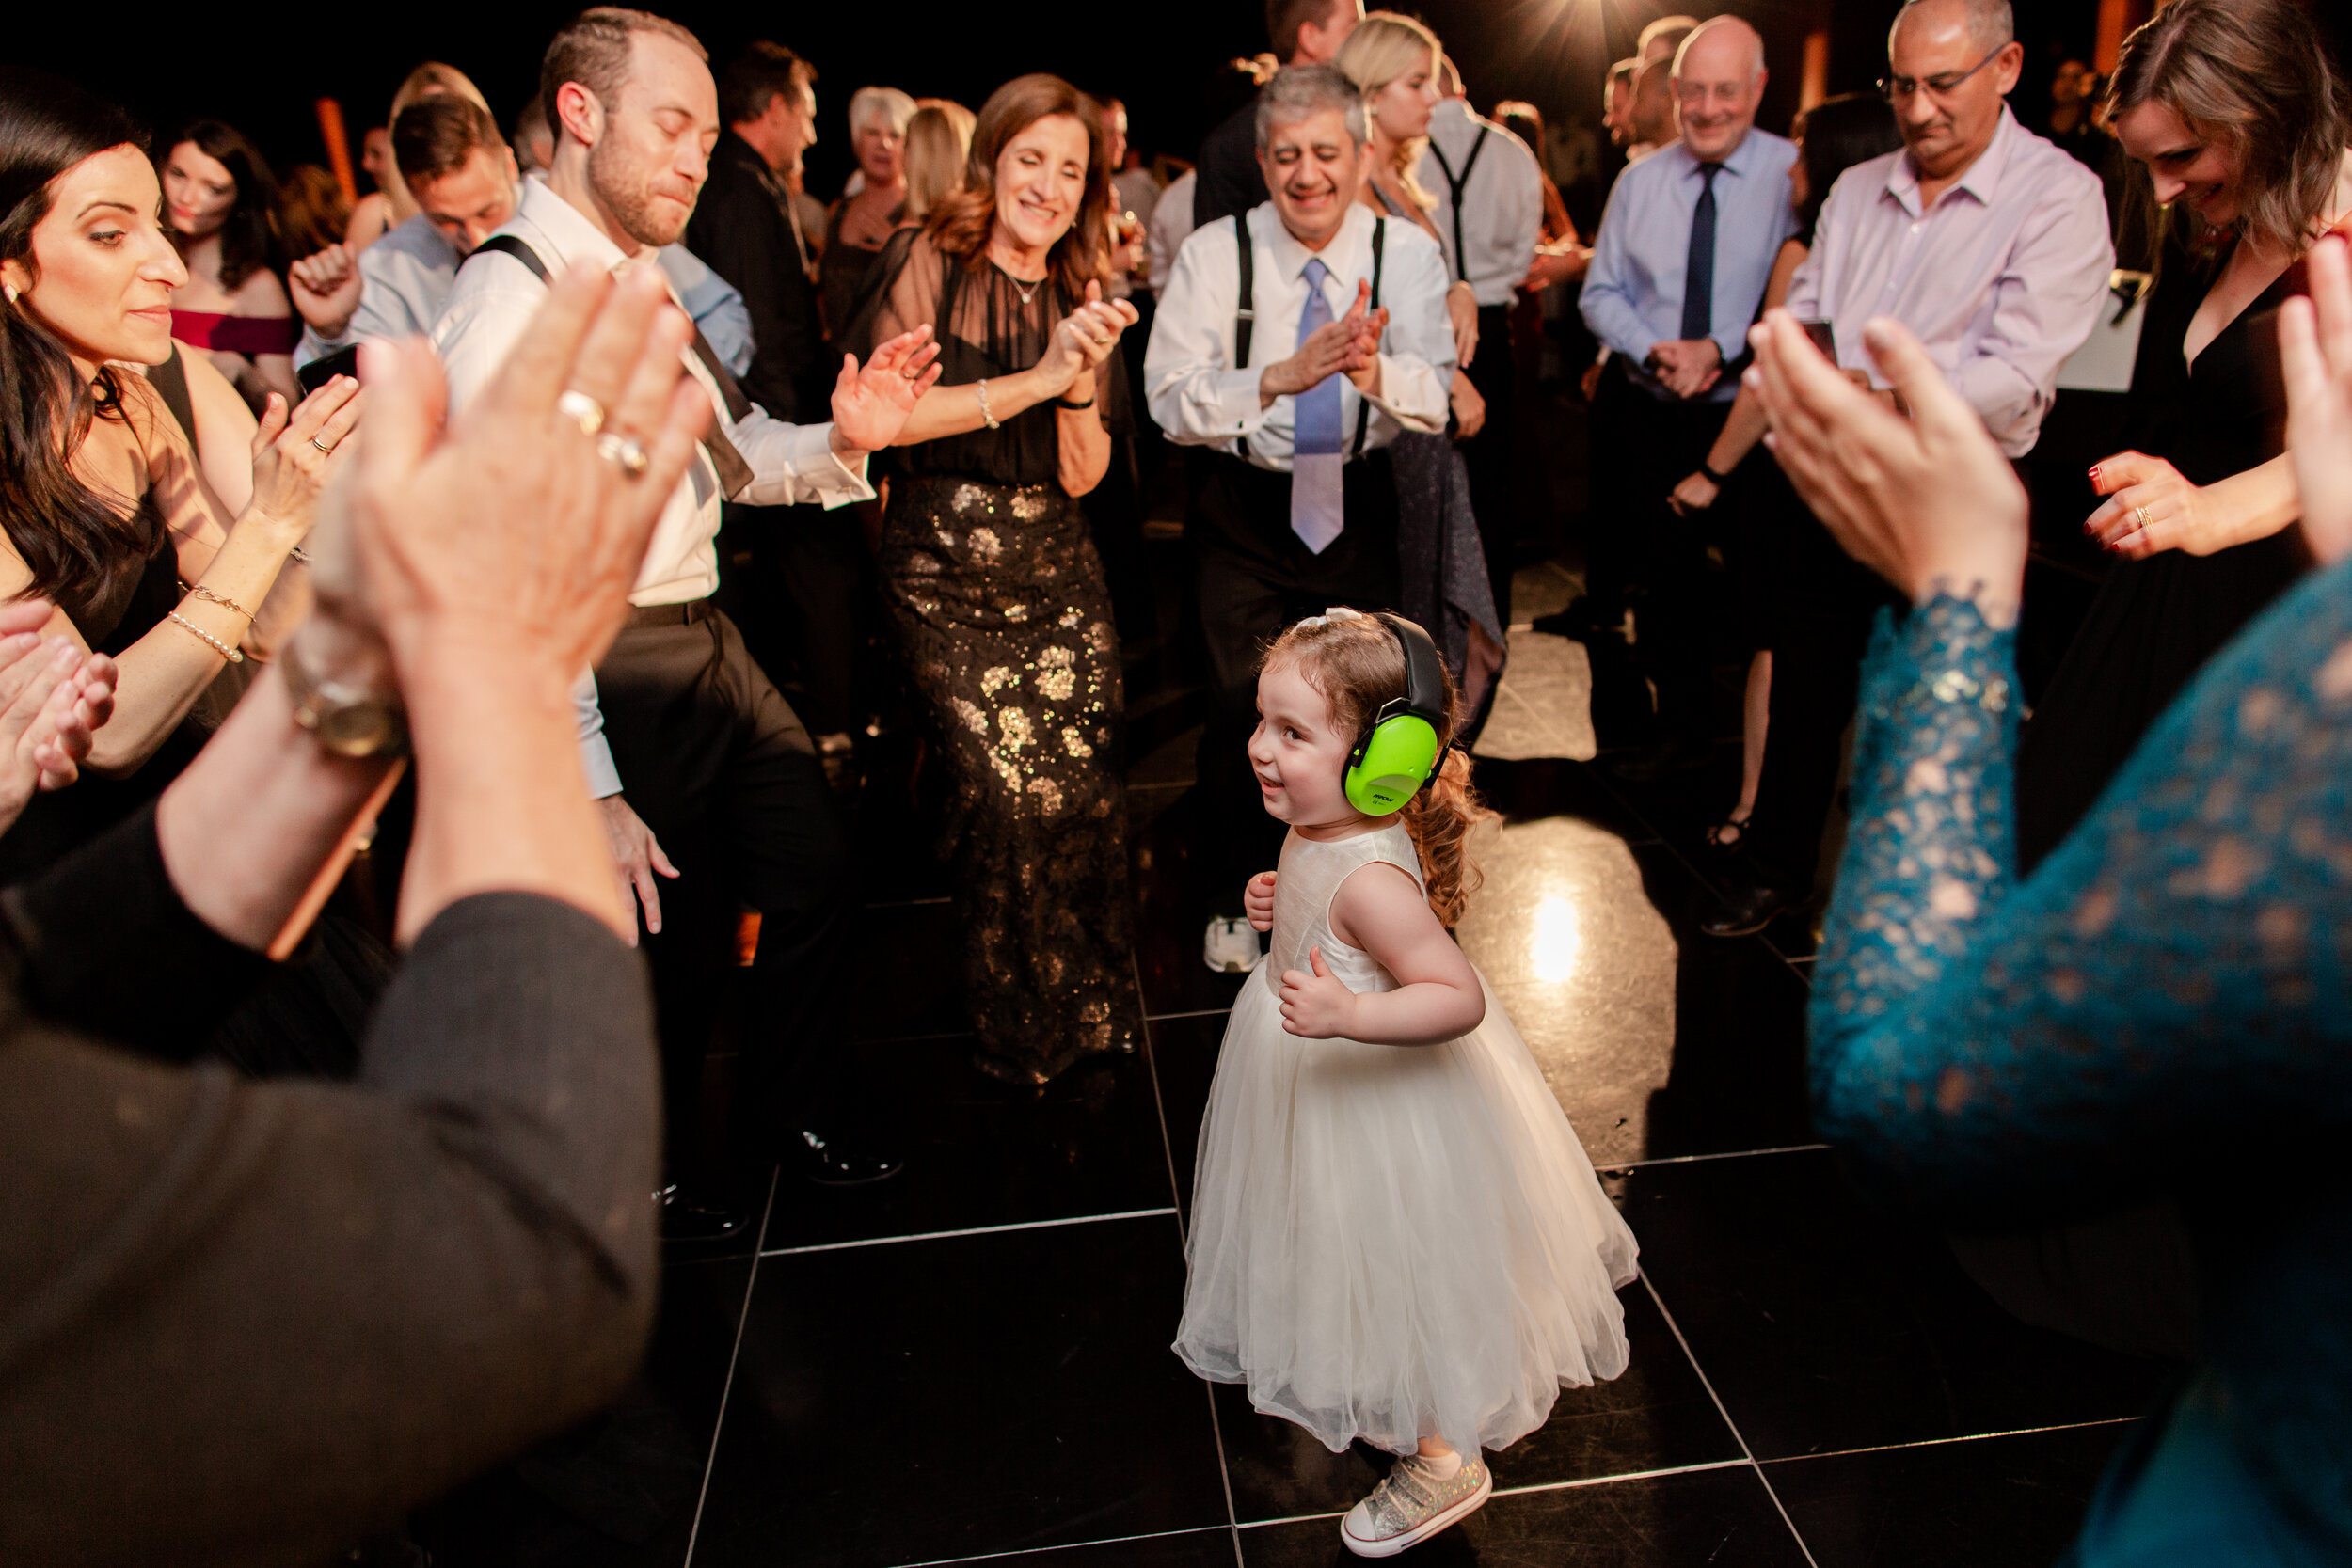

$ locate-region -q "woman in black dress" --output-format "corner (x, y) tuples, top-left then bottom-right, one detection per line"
(855, 74), (1143, 1084)
(0, 71), (357, 885)
(2016, 0), (2352, 870)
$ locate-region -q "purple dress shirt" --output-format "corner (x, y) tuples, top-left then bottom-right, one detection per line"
(1786, 106), (2113, 457)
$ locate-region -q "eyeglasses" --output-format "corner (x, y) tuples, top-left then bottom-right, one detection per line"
(1674, 79), (1750, 108)
(1877, 44), (2005, 103)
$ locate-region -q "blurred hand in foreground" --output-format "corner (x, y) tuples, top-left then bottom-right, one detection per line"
(2280, 234), (2352, 566)
(1747, 308), (2027, 624)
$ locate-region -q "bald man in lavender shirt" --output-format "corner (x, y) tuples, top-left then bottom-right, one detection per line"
(1703, 0), (2110, 938)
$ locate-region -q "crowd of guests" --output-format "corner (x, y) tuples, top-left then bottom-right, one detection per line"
(2, 0), (2351, 1560)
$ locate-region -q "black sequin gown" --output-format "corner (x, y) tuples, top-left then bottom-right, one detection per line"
(859, 230), (1140, 1083)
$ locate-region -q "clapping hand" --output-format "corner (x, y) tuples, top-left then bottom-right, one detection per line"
(1259, 278), (1389, 406)
(0, 601), (117, 837)
(827, 325), (944, 457)
(2280, 233), (2352, 564)
(1041, 279), (1142, 398)
(246, 373), (364, 533)
(1747, 309), (2028, 619)
(288, 244), (364, 341)
(1244, 869), (1278, 932)
(1278, 945), (1359, 1039)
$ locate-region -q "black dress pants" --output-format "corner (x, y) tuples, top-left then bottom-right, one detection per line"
(595, 603), (858, 1182)
(1192, 451), (1401, 914)
(1461, 303), (1519, 627)
(1743, 499), (1902, 895)
(1587, 362), (1732, 738)
(716, 499), (872, 740)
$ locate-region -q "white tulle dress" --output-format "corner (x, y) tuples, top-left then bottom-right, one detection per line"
(1173, 822), (1640, 1458)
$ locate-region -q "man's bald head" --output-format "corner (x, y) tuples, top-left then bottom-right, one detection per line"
(1890, 0), (2014, 55)
(1677, 16), (1767, 83)
(1673, 16), (1769, 162)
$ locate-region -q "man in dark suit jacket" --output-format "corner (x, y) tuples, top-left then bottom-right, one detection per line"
(685, 41), (869, 748)
(1193, 0), (1365, 228)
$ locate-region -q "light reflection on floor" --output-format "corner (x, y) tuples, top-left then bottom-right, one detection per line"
(1456, 816), (1680, 1167)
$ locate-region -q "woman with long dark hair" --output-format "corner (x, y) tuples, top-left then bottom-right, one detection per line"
(160, 119), (299, 412)
(2015, 0), (2352, 870)
(0, 68), (358, 883)
(1663, 91), (1903, 853)
(851, 72), (1143, 1084)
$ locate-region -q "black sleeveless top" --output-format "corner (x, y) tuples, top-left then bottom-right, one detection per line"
(2014, 227), (2309, 871)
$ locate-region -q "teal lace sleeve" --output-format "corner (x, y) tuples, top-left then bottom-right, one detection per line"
(1811, 562), (2352, 1225)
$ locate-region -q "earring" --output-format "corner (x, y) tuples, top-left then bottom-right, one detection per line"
(2, 283), (15, 305)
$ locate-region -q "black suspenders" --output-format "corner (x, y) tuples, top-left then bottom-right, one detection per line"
(1232, 210), (1386, 461)
(1424, 124), (1490, 286)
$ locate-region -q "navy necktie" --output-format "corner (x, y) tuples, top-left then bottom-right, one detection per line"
(1679, 162), (1723, 342)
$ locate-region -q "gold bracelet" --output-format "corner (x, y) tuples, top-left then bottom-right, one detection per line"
(167, 610), (246, 664)
(179, 580), (257, 620)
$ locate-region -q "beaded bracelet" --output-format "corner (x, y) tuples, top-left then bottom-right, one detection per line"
(180, 580), (257, 620)
(167, 611), (246, 664)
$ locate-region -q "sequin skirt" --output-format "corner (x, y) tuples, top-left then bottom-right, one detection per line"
(881, 473), (1141, 1082)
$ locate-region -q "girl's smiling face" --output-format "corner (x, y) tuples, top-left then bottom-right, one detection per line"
(1248, 656), (1366, 831)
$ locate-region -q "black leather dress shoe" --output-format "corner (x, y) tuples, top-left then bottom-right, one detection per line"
(790, 1129), (905, 1187)
(1700, 878), (1798, 939)
(656, 1184), (750, 1245)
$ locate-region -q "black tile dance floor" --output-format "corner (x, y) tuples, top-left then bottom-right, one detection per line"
(419, 563), (2171, 1567)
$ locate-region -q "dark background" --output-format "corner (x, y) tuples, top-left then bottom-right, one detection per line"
(7, 0), (2158, 200)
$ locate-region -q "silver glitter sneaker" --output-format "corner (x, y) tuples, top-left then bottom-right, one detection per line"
(1340, 1451), (1492, 1557)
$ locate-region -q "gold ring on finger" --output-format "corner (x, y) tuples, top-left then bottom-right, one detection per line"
(596, 431), (650, 477)
(558, 389), (606, 437)
(310, 436), (335, 454)
(2133, 504), (2152, 533)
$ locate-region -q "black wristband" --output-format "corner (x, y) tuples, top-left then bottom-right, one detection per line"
(1697, 460), (1729, 486)
(1055, 396), (1096, 410)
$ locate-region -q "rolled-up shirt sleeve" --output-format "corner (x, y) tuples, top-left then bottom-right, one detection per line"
(1948, 171), (2114, 456)
(728, 409), (874, 508)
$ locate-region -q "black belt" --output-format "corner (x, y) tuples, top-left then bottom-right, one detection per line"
(622, 598), (718, 629)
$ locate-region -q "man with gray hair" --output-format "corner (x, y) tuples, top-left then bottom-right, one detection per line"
(1144, 63), (1455, 972)
(1700, 0), (2110, 938)
(1578, 16), (1795, 778)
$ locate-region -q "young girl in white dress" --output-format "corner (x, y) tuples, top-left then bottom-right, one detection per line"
(1173, 609), (1640, 1558)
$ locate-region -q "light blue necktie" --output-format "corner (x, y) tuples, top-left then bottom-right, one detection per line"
(1290, 256), (1344, 555)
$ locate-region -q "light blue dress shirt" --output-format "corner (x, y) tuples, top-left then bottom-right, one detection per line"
(1580, 129), (1799, 402)
(294, 207), (755, 378)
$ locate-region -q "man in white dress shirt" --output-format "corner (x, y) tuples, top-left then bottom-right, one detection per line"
(1419, 63), (1543, 625)
(1145, 63), (1454, 970)
(433, 5), (938, 1236)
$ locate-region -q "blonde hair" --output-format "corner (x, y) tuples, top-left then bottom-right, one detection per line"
(2106, 0), (2350, 259)
(1261, 610), (1495, 929)
(379, 62), (491, 225)
(902, 101), (976, 224)
(1333, 12), (1444, 210)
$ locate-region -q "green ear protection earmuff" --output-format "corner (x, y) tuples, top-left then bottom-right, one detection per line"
(1343, 613), (1449, 816)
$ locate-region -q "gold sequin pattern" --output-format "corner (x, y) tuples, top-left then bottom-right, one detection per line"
(879, 473), (1140, 1083)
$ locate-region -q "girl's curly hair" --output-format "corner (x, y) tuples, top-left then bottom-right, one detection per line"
(1262, 609), (1496, 927)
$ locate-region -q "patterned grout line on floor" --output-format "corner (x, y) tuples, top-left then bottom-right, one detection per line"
(680, 1164), (780, 1567)
(886, 1523), (1234, 1568)
(758, 1207), (1178, 1258)
(1230, 1457), (1759, 1532)
(1756, 1416), (2139, 1469)
(1636, 1269), (1823, 1568)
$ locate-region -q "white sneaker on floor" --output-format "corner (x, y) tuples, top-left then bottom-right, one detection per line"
(1202, 915), (1263, 974)
(1341, 1452), (1492, 1557)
